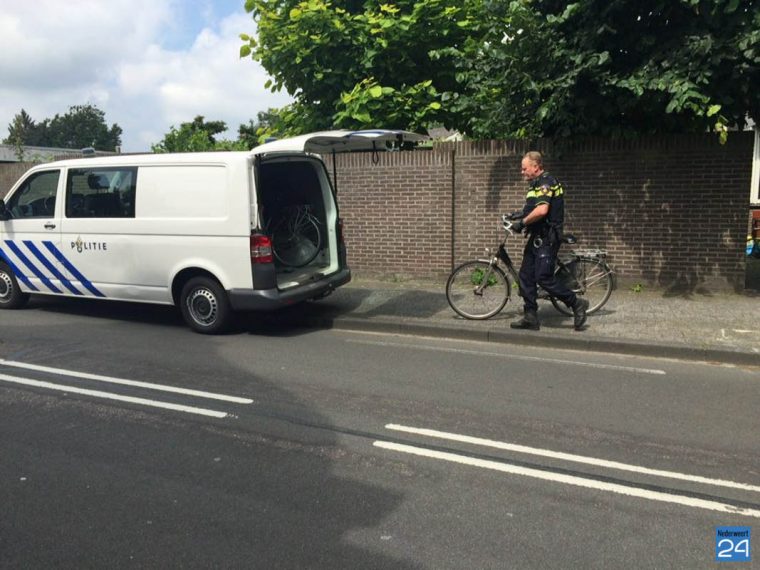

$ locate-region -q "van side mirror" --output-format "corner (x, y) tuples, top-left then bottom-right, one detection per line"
(0, 199), (9, 221)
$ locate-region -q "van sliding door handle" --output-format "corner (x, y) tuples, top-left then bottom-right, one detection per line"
(44, 222), (56, 229)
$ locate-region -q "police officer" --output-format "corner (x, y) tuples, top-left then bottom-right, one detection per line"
(509, 151), (588, 331)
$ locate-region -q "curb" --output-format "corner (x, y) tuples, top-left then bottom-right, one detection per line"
(300, 316), (760, 367)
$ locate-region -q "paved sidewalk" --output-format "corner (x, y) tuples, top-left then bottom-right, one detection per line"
(275, 276), (760, 366)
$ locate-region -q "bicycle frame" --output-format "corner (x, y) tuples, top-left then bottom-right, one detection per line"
(471, 233), (518, 296)
(472, 229), (611, 300)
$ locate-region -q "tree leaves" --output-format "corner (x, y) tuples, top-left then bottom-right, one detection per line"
(151, 116), (249, 153)
(446, 0), (760, 139)
(3, 104), (122, 151)
(241, 0), (760, 140)
(242, 0), (473, 134)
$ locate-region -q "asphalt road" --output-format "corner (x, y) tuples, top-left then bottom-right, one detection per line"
(1, 299), (758, 569)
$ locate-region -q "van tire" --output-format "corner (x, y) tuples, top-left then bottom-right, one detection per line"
(179, 276), (232, 334)
(0, 264), (30, 310)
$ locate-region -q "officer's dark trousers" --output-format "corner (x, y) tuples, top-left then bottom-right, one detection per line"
(519, 240), (577, 313)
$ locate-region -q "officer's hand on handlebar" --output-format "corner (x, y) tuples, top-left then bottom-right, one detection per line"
(501, 215), (525, 233)
(506, 210), (523, 220)
(501, 211), (523, 225)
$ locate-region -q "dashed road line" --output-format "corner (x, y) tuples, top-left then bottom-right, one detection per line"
(0, 359), (253, 403)
(385, 424), (760, 493)
(374, 441), (760, 519)
(0, 372), (228, 418)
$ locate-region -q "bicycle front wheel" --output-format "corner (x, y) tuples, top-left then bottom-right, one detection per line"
(551, 257), (613, 316)
(446, 261), (510, 319)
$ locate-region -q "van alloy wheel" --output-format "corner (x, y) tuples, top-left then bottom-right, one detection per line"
(179, 276), (232, 334)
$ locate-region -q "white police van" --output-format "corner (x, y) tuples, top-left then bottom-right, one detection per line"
(0, 130), (424, 333)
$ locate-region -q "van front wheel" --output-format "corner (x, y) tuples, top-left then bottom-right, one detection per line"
(0, 264), (30, 310)
(180, 277), (232, 334)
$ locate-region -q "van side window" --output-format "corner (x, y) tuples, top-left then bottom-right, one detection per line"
(66, 167), (137, 218)
(5, 170), (61, 218)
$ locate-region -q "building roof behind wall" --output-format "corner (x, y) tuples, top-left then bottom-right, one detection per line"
(0, 144), (117, 163)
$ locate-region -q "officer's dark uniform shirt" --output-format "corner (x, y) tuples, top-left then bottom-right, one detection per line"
(521, 172), (565, 240)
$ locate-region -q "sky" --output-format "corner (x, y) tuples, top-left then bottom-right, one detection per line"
(0, 0), (293, 152)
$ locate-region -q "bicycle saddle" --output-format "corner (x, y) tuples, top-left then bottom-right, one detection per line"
(561, 234), (577, 245)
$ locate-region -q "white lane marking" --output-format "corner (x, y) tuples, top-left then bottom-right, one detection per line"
(346, 339), (666, 375)
(0, 359), (253, 404)
(0, 373), (227, 418)
(386, 424), (760, 494)
(374, 441), (760, 519)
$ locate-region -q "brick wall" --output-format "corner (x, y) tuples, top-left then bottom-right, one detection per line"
(326, 150), (454, 278)
(2, 134), (753, 290)
(0, 162), (34, 197)
(327, 132), (754, 291)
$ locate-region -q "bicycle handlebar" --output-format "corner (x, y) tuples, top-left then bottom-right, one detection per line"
(501, 214), (519, 235)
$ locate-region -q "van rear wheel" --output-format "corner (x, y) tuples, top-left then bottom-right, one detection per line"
(179, 276), (232, 334)
(0, 264), (30, 310)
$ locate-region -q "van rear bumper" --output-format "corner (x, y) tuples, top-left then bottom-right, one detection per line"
(228, 268), (351, 311)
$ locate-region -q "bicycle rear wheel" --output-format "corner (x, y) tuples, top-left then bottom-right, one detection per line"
(446, 261), (510, 319)
(551, 257), (613, 315)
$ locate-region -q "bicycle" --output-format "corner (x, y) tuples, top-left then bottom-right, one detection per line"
(446, 215), (614, 320)
(267, 204), (323, 268)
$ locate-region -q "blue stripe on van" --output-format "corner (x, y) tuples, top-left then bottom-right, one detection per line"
(0, 246), (40, 291)
(42, 242), (105, 298)
(4, 240), (62, 293)
(23, 240), (83, 296)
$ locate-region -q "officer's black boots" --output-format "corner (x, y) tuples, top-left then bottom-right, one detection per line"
(573, 298), (589, 331)
(510, 309), (540, 331)
(511, 300), (588, 331)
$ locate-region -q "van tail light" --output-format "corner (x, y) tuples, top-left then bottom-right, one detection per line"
(250, 233), (273, 264)
(337, 218), (345, 244)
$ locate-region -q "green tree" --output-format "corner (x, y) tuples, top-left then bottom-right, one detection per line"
(241, 0), (476, 134)
(41, 104), (122, 150)
(152, 116), (248, 153)
(237, 108), (289, 147)
(3, 104), (121, 151)
(445, 0), (760, 140)
(3, 109), (47, 147)
(242, 0), (760, 140)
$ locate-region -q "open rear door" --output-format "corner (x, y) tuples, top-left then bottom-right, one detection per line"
(249, 129), (428, 292)
(250, 129), (428, 156)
